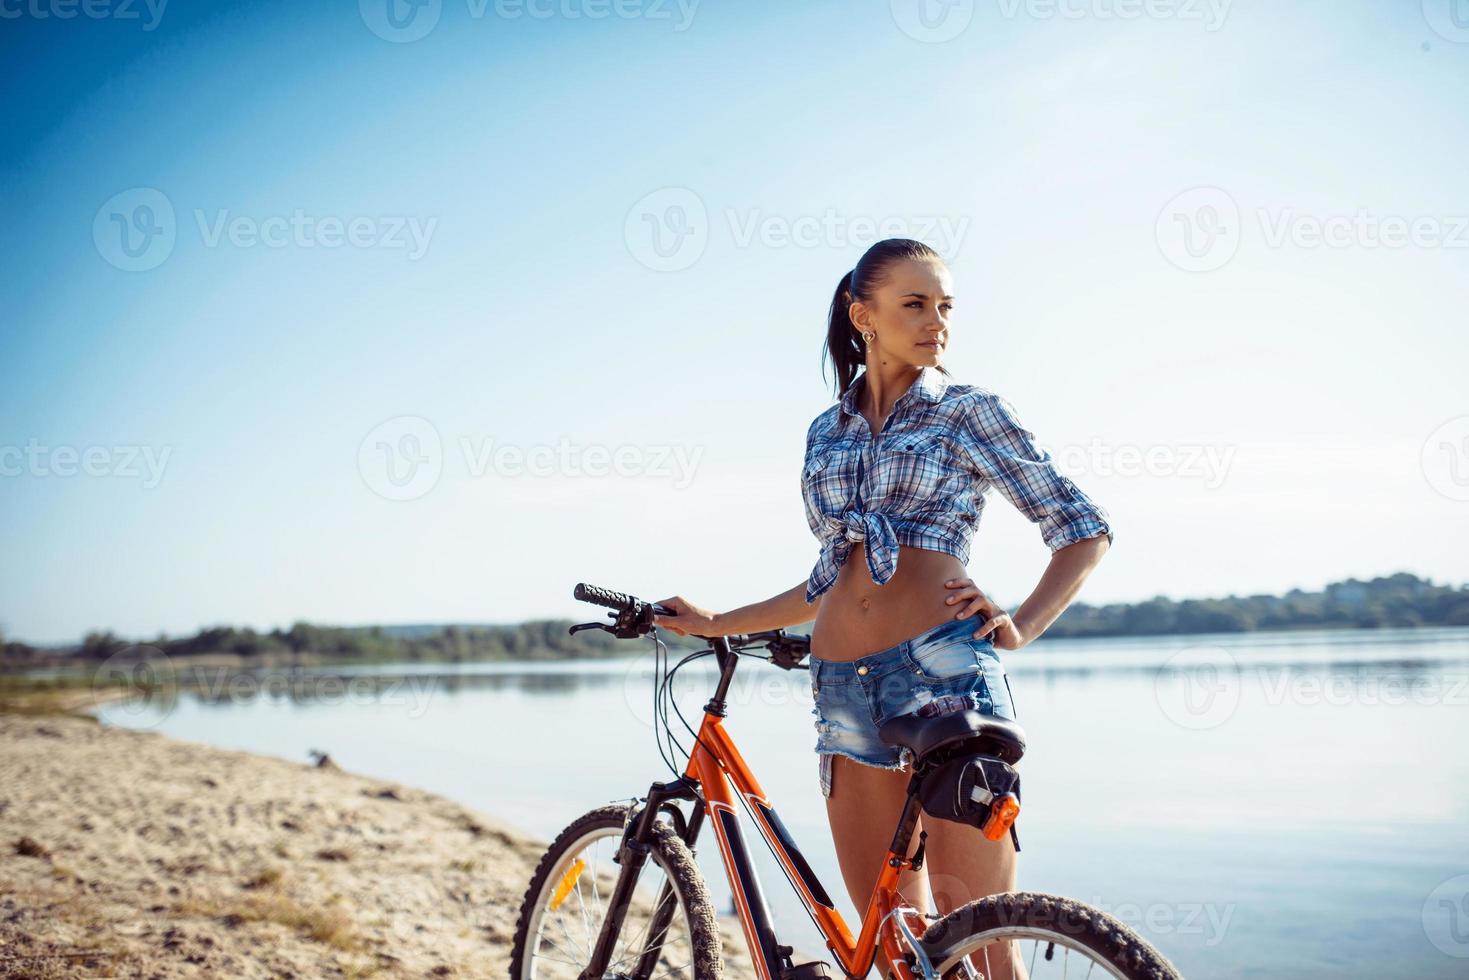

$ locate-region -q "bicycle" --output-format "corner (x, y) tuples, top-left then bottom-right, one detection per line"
(510, 583), (1184, 980)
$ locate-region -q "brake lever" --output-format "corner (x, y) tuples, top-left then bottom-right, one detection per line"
(569, 621), (609, 635)
(767, 638), (810, 671)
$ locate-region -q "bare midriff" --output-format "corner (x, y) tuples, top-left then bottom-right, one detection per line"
(809, 542), (969, 663)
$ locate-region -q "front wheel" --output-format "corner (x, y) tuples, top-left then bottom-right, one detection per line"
(510, 803), (723, 980)
(919, 892), (1184, 980)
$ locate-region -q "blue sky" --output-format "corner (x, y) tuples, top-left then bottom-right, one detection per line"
(3, 0), (1467, 644)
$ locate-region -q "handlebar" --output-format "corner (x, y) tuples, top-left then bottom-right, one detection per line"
(569, 581), (810, 669)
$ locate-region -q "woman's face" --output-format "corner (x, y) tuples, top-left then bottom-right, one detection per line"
(852, 257), (954, 367)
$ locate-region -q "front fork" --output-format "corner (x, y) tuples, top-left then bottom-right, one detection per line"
(578, 777), (705, 980)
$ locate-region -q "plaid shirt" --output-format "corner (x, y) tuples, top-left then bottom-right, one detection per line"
(801, 365), (1114, 604)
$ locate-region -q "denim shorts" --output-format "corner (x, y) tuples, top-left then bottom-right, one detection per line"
(810, 615), (1018, 799)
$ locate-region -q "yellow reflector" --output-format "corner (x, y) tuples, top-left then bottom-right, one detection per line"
(549, 857), (586, 911)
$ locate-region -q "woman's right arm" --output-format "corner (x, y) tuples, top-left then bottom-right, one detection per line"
(654, 580), (818, 637)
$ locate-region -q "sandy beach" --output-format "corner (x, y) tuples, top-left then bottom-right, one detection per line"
(0, 711), (765, 978)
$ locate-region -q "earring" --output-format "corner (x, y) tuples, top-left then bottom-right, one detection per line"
(861, 330), (874, 346)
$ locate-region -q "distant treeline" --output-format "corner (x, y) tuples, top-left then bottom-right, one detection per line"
(0, 618), (709, 670)
(1040, 572), (1469, 637)
(3, 572), (1466, 670)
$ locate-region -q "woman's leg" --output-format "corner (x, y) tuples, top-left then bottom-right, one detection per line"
(824, 753), (928, 978)
(922, 819), (1026, 980)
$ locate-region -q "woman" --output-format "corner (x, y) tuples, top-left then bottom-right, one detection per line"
(654, 238), (1113, 978)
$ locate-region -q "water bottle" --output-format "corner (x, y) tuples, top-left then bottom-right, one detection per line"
(916, 691), (984, 718)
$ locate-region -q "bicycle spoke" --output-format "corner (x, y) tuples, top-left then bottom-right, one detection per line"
(524, 820), (703, 980)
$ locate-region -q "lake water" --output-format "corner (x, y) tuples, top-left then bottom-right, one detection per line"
(96, 626), (1469, 979)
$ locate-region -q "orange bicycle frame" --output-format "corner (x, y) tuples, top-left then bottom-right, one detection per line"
(683, 709), (932, 980)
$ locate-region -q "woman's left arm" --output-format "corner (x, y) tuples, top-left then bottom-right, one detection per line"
(948, 391), (1115, 650)
(949, 535), (1108, 649)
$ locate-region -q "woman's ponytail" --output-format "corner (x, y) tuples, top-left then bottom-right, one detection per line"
(824, 269), (863, 399)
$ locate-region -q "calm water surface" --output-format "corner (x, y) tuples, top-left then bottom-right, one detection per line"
(97, 626), (1469, 979)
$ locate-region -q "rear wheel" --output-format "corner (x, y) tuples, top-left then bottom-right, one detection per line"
(919, 892), (1184, 980)
(510, 803), (723, 980)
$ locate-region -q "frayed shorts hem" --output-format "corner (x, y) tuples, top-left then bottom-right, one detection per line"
(816, 747), (914, 799)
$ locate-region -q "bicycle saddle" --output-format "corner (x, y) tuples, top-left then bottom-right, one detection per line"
(878, 709), (1027, 765)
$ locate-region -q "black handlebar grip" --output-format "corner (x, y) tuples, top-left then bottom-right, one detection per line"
(574, 583), (637, 611)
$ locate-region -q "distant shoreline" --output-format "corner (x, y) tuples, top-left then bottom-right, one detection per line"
(5, 572), (1466, 673)
(8, 620), (1469, 681)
